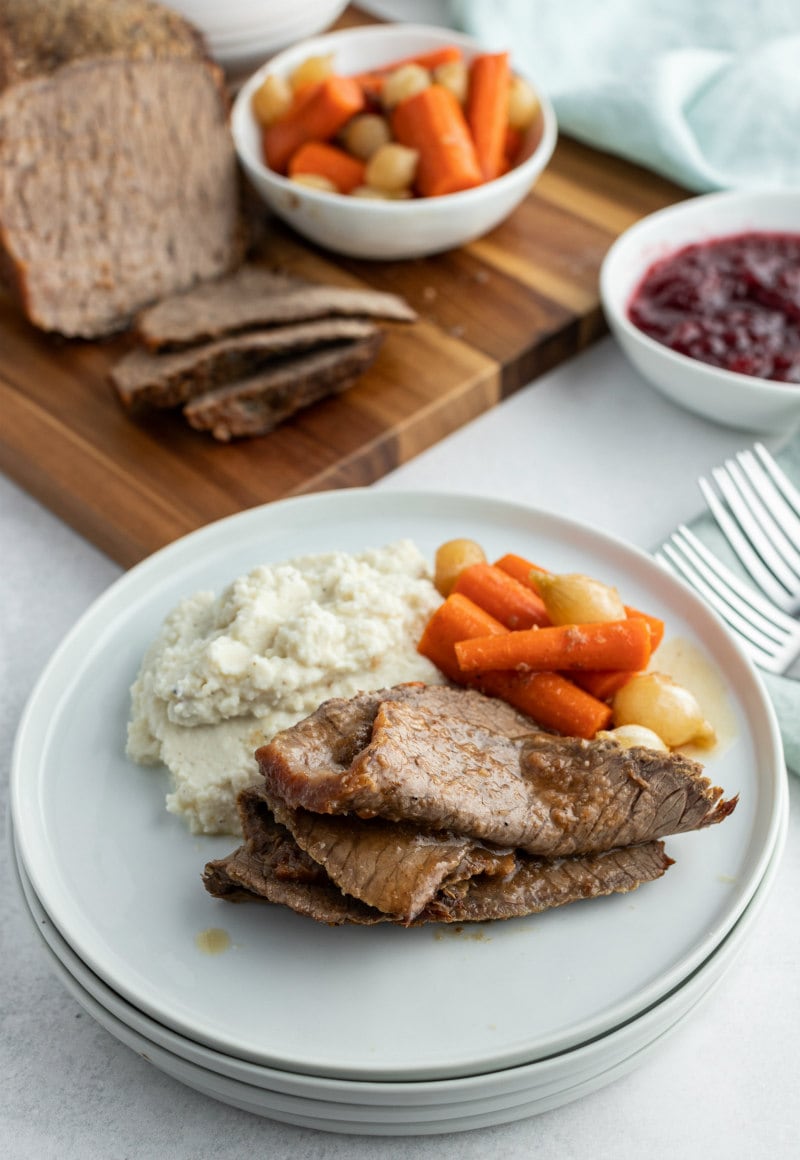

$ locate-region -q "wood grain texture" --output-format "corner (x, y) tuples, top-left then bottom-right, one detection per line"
(0, 7), (688, 567)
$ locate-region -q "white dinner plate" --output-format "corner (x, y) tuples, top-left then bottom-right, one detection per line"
(12, 800), (787, 1133)
(10, 490), (785, 1080)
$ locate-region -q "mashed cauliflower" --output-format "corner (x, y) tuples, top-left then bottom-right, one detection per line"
(127, 540), (444, 835)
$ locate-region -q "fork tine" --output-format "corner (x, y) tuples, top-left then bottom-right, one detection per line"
(666, 526), (794, 647)
(656, 546), (776, 670)
(737, 449), (800, 569)
(729, 452), (800, 580)
(698, 475), (795, 610)
(658, 522), (800, 676)
(711, 460), (800, 593)
(754, 442), (800, 519)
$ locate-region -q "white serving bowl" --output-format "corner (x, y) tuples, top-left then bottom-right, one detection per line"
(231, 24), (558, 260)
(600, 190), (800, 434)
(169, 0), (349, 76)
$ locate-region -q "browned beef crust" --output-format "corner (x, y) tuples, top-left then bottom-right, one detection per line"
(257, 685), (737, 857)
(136, 264), (418, 350)
(182, 332), (384, 441)
(111, 319), (382, 410)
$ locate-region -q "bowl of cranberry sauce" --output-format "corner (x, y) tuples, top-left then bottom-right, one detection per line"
(600, 191), (800, 433)
(629, 232), (800, 383)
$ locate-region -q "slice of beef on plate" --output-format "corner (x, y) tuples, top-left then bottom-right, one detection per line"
(110, 318), (381, 410)
(259, 783), (517, 923)
(0, 0), (240, 338)
(203, 809), (387, 927)
(202, 797), (673, 927)
(136, 264), (417, 350)
(257, 684), (737, 857)
(182, 331), (384, 442)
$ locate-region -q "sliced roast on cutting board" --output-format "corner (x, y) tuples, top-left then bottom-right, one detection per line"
(136, 264), (418, 350)
(182, 331), (384, 441)
(0, 0), (240, 338)
(111, 318), (382, 410)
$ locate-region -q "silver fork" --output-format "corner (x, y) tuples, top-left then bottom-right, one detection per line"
(656, 524), (800, 677)
(698, 442), (800, 615)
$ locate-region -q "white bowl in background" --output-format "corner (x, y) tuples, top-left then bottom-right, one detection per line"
(169, 0), (349, 76)
(600, 190), (800, 434)
(231, 24), (558, 260)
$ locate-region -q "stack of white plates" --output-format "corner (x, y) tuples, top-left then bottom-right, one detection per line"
(169, 0), (349, 75)
(10, 491), (788, 1136)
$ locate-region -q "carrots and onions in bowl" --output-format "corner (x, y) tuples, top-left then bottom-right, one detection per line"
(231, 25), (557, 259)
(418, 538), (716, 753)
(251, 42), (540, 200)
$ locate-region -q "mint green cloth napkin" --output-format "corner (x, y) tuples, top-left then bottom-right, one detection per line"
(450, 0), (800, 193)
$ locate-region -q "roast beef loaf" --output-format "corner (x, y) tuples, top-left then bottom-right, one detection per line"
(111, 318), (382, 410)
(136, 264), (418, 350)
(0, 0), (240, 337)
(257, 685), (737, 857)
(203, 803), (674, 927)
(182, 332), (384, 441)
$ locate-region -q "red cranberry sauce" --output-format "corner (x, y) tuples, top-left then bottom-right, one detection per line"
(627, 231), (800, 383)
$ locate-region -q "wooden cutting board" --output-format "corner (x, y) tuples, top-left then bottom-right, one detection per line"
(0, 7), (688, 568)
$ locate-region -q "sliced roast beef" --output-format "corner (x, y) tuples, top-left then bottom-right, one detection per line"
(419, 840), (673, 924)
(203, 806), (673, 926)
(206, 684), (733, 927)
(182, 332), (384, 441)
(136, 264), (417, 349)
(203, 812), (386, 925)
(111, 319), (381, 410)
(250, 784), (516, 922)
(0, 0), (240, 338)
(257, 685), (737, 857)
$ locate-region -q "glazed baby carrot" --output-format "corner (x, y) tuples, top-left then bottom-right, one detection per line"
(570, 611), (665, 701)
(417, 592), (506, 682)
(351, 70), (388, 102)
(571, 669), (638, 702)
(288, 140), (366, 192)
(262, 74), (366, 173)
(567, 610), (664, 701)
(391, 83), (482, 196)
(353, 45), (463, 86)
(493, 553), (547, 585)
(466, 52), (511, 181)
(417, 593), (611, 738)
(452, 562), (550, 629)
(395, 45), (463, 72)
(479, 669), (612, 739)
(455, 619), (652, 675)
(625, 607), (665, 651)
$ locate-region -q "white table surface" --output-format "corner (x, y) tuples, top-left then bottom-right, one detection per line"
(2, 334), (798, 1160)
